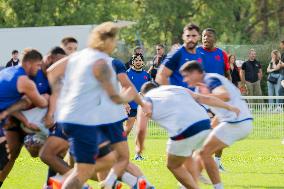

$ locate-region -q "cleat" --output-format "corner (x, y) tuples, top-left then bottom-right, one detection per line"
(218, 162), (226, 172)
(112, 181), (122, 189)
(134, 154), (144, 160)
(82, 184), (93, 189)
(43, 185), (52, 189)
(133, 178), (146, 189)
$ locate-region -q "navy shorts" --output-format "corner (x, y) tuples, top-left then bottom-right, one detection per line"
(99, 121), (127, 144)
(49, 123), (68, 141)
(59, 123), (107, 164)
(128, 109), (137, 118)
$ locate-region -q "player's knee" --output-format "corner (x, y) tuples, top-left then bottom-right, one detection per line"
(166, 162), (180, 171)
(199, 148), (210, 159)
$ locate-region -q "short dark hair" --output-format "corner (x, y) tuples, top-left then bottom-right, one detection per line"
(61, 37), (78, 46)
(12, 50), (18, 54)
(179, 61), (203, 74)
(281, 40), (284, 44)
(141, 81), (159, 94)
(49, 46), (66, 55)
(183, 23), (200, 33)
(203, 28), (217, 37)
(131, 53), (144, 64)
(156, 44), (165, 49)
(22, 49), (43, 63)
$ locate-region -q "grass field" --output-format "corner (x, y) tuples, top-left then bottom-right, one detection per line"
(2, 138), (284, 189)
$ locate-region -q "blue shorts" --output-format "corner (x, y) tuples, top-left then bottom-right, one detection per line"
(99, 121), (127, 144)
(49, 123), (68, 141)
(127, 109), (137, 118)
(59, 123), (107, 164)
(0, 127), (4, 137)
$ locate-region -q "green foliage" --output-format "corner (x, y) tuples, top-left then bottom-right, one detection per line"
(0, 0), (283, 47)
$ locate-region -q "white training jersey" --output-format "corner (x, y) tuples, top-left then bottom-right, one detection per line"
(204, 73), (252, 123)
(144, 85), (210, 137)
(21, 107), (49, 136)
(56, 48), (127, 126)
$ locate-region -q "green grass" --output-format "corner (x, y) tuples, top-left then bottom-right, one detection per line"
(2, 138), (284, 189)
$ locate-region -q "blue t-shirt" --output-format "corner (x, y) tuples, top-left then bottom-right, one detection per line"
(126, 68), (151, 109)
(197, 47), (229, 76)
(112, 59), (126, 74)
(162, 46), (203, 88)
(0, 66), (26, 111)
(32, 69), (51, 95)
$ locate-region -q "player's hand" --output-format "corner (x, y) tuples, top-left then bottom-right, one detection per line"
(124, 104), (131, 114)
(228, 106), (240, 116)
(141, 101), (152, 117)
(0, 111), (8, 121)
(42, 93), (50, 101)
(43, 113), (55, 128)
(197, 82), (210, 94)
(25, 123), (40, 132)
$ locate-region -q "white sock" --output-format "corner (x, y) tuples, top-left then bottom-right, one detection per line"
(121, 172), (137, 187)
(214, 183), (224, 189)
(214, 157), (221, 165)
(104, 169), (118, 187)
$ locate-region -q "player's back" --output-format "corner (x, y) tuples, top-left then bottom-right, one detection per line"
(57, 48), (126, 126)
(205, 73), (252, 122)
(145, 85), (209, 137)
(0, 65), (26, 110)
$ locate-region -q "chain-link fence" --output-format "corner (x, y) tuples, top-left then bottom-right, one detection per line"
(130, 96), (284, 139)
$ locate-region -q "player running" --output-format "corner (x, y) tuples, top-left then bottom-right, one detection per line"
(180, 61), (253, 189)
(136, 82), (239, 189)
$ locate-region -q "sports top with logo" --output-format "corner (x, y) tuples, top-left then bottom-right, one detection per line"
(163, 46), (203, 88)
(197, 46), (230, 76)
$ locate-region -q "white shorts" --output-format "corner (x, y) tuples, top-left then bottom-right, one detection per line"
(21, 107), (49, 136)
(211, 119), (253, 146)
(167, 129), (211, 157)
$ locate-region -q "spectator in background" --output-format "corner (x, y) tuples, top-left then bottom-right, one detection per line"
(267, 50), (281, 104)
(156, 23), (202, 88)
(197, 28), (231, 80)
(229, 54), (241, 87)
(125, 46), (144, 69)
(125, 53), (150, 160)
(60, 37), (78, 55)
(5, 50), (19, 67)
(280, 40), (284, 62)
(240, 49), (263, 98)
(148, 44), (166, 80)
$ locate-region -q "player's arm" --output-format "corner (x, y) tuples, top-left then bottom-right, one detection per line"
(45, 57), (69, 127)
(11, 111), (40, 131)
(17, 76), (48, 108)
(155, 65), (172, 85)
(0, 98), (31, 121)
(117, 73), (147, 108)
(189, 90), (240, 115)
(155, 51), (180, 85)
(93, 59), (136, 104)
(135, 105), (150, 154)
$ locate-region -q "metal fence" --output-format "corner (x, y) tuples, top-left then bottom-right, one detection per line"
(131, 96), (284, 139)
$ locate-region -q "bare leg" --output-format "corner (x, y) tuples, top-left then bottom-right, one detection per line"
(39, 136), (70, 175)
(124, 117), (135, 136)
(0, 130), (22, 182)
(199, 135), (227, 184)
(167, 154), (199, 189)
